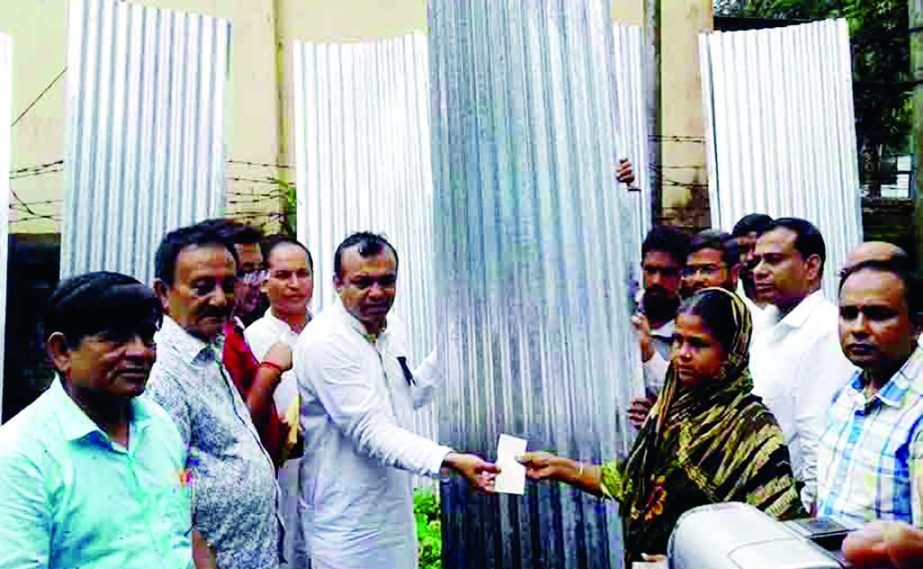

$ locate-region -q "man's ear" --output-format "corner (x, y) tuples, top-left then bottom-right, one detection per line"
(805, 254), (823, 283)
(333, 275), (344, 294)
(260, 276), (270, 296)
(153, 279), (171, 314)
(46, 332), (72, 377)
(729, 263), (741, 290)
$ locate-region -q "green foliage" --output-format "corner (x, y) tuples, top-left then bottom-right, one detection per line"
(274, 177), (298, 238)
(414, 488), (443, 569)
(714, 0), (913, 193)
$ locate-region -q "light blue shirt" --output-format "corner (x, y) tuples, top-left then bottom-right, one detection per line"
(0, 378), (192, 569)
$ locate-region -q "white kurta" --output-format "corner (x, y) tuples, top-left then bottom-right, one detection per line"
(293, 299), (446, 569)
(749, 290), (857, 508)
(245, 311), (306, 569)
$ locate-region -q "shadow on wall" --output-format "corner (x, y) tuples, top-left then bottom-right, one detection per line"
(2, 234), (59, 422)
(659, 165), (711, 231)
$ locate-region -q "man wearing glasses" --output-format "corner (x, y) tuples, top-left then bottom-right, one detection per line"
(680, 230), (739, 295)
(148, 222), (282, 569)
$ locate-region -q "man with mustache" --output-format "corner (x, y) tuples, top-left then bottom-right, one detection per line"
(0, 271), (214, 568)
(245, 235), (315, 569)
(748, 217), (856, 510)
(147, 222), (282, 569)
(293, 231), (498, 569)
(814, 254), (922, 526)
(202, 219), (293, 470)
(680, 230), (739, 296)
(628, 225), (690, 429)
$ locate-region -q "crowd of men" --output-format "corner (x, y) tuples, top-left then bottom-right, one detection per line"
(0, 202), (920, 568)
(629, 213), (923, 564)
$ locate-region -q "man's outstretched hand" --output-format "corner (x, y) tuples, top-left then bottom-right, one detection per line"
(443, 452), (501, 493)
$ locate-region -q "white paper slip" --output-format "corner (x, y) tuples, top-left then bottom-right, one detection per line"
(494, 434), (528, 495)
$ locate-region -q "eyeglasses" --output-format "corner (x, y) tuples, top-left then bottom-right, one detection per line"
(239, 269), (268, 284)
(682, 264), (725, 278)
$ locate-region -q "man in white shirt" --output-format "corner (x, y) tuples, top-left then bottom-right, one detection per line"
(748, 217), (856, 509)
(293, 231), (497, 569)
(246, 236), (315, 569)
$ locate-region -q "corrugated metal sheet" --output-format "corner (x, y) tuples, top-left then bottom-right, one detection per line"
(430, 1), (642, 567)
(292, 33), (437, 440)
(700, 19), (862, 298)
(0, 33), (12, 421)
(61, 0), (230, 284)
(613, 24), (652, 240)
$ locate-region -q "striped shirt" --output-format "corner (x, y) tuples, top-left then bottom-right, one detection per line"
(816, 346), (923, 528)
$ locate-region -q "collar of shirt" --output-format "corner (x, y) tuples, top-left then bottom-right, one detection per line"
(650, 319), (674, 340)
(771, 289), (827, 330)
(157, 316), (223, 366)
(50, 376), (154, 445)
(262, 309), (303, 337)
(332, 297), (389, 345)
(846, 347), (923, 410)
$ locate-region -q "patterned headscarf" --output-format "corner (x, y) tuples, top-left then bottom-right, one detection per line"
(604, 288), (802, 559)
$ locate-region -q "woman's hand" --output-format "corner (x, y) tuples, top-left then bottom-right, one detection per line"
(519, 452), (606, 497)
(518, 451), (577, 482)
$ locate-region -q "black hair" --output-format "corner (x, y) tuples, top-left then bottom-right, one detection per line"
(732, 213), (773, 238)
(333, 232), (399, 278)
(44, 271), (163, 349)
(677, 289), (739, 354)
(198, 218), (263, 245)
(154, 221), (240, 286)
(688, 230), (738, 268)
(641, 226), (691, 266)
(263, 234), (314, 271)
(765, 217), (827, 271)
(839, 259), (921, 318)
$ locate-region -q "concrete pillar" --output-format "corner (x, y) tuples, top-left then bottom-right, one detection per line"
(658, 0), (712, 230)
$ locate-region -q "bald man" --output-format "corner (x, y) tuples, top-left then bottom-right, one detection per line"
(842, 241), (910, 272)
(841, 242), (919, 349)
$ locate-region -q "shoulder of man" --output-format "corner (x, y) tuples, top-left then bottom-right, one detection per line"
(0, 390), (58, 459)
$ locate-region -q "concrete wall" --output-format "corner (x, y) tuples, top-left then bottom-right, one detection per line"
(658, 0), (712, 229)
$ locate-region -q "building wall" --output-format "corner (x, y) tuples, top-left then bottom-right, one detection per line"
(0, 0), (694, 235)
(2, 0), (67, 234)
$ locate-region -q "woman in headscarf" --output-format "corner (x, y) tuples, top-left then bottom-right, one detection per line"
(519, 288), (805, 562)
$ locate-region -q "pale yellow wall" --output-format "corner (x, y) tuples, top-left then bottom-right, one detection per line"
(1, 0), (67, 234)
(659, 0), (712, 229)
(612, 0), (644, 27)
